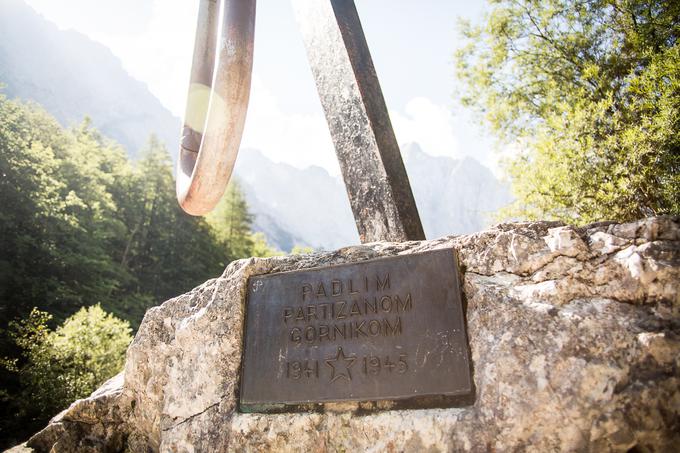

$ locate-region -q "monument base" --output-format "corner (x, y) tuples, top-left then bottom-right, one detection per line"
(17, 218), (680, 452)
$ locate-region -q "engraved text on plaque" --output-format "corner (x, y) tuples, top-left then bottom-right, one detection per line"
(240, 248), (473, 411)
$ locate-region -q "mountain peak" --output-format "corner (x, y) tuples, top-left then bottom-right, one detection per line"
(401, 142), (425, 158)
(456, 155), (485, 172)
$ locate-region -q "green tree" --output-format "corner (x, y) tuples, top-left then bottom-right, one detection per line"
(0, 97), (124, 326)
(290, 245), (315, 255)
(207, 180), (285, 260)
(108, 136), (224, 324)
(0, 92), (282, 448)
(457, 0), (680, 222)
(207, 179), (255, 260)
(0, 93), (238, 332)
(0, 96), (133, 446)
(251, 232), (284, 257)
(1, 305), (131, 442)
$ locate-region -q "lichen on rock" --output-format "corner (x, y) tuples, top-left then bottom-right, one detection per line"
(22, 217), (680, 452)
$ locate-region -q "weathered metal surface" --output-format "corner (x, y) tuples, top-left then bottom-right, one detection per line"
(292, 0), (425, 243)
(240, 249), (472, 411)
(176, 0), (256, 216)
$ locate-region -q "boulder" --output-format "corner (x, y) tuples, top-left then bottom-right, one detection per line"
(25, 217), (680, 452)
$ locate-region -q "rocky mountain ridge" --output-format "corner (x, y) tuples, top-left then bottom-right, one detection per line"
(234, 144), (512, 251)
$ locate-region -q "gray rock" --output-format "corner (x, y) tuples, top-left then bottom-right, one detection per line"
(25, 217), (680, 452)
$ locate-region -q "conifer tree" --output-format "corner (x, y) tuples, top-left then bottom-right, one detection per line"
(207, 179), (256, 261)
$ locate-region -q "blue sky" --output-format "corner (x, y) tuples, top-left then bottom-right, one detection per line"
(22, 0), (503, 176)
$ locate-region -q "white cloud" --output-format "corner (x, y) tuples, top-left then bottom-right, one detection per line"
(23, 1), (507, 179)
(240, 90), (511, 179)
(490, 141), (524, 179)
(22, 0), (511, 182)
(391, 97), (512, 178)
(240, 77), (340, 175)
(240, 88), (470, 177)
(389, 97), (460, 159)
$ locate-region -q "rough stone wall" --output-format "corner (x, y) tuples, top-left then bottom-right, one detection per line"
(20, 217), (680, 452)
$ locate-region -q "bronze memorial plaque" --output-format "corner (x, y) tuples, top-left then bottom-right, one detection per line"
(240, 248), (473, 411)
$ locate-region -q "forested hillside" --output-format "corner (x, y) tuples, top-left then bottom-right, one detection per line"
(0, 95), (221, 328)
(0, 94), (276, 447)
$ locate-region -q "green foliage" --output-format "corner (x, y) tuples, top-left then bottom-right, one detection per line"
(251, 233), (284, 258)
(0, 306), (131, 444)
(0, 94), (226, 331)
(207, 180), (255, 260)
(4, 306), (131, 417)
(109, 136), (225, 321)
(0, 93), (276, 447)
(207, 181), (282, 260)
(0, 100), (125, 326)
(290, 245), (315, 255)
(457, 0), (680, 222)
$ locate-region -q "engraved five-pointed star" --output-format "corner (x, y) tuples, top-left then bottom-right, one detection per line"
(325, 347), (356, 383)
